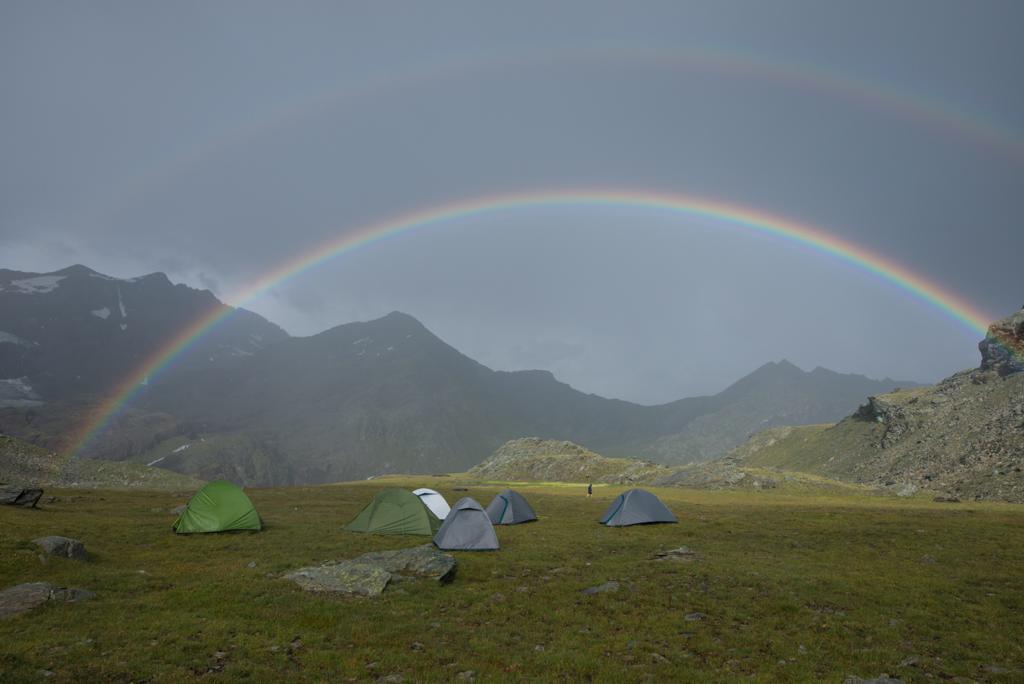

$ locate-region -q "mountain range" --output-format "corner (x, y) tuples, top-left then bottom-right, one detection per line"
(0, 265), (919, 485)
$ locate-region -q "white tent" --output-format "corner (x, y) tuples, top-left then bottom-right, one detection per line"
(412, 488), (451, 520)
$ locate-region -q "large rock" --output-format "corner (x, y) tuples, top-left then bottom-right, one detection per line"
(286, 545), (456, 597)
(286, 563), (392, 597)
(32, 536), (88, 560)
(979, 309), (1024, 376)
(0, 582), (95, 619)
(353, 544), (457, 583)
(0, 487), (44, 507)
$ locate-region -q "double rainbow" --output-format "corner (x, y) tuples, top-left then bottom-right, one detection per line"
(69, 189), (998, 456)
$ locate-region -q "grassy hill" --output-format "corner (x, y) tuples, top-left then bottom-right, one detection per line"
(468, 438), (674, 484)
(729, 367), (1024, 502)
(0, 434), (202, 490)
(1, 478), (1022, 680)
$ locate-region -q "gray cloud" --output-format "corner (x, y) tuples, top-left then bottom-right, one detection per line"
(1, 1), (1021, 402)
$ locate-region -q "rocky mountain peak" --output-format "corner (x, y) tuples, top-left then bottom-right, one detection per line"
(979, 308), (1024, 376)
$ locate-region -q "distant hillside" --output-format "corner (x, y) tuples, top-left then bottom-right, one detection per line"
(727, 309), (1024, 502)
(0, 264), (287, 402)
(469, 438), (672, 484)
(0, 434), (202, 490)
(0, 265), (923, 486)
(634, 360), (920, 465)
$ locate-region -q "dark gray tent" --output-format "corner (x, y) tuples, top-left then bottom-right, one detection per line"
(433, 497), (500, 551)
(599, 489), (677, 526)
(485, 489), (537, 525)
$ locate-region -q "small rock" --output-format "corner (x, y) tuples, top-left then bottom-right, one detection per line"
(844, 676), (903, 684)
(247, 561), (258, 569)
(0, 582), (95, 619)
(581, 581), (620, 595)
(38, 670), (55, 678)
(410, 641), (424, 651)
(170, 505), (187, 516)
(377, 675), (404, 683)
(898, 657), (918, 668)
(920, 555), (938, 565)
(455, 672), (476, 682)
(650, 653), (670, 664)
(516, 586), (529, 593)
(533, 644), (545, 652)
(684, 612), (708, 622)
(982, 664), (1010, 674)
(652, 546), (699, 561)
(32, 536), (88, 561)
(896, 484), (918, 497)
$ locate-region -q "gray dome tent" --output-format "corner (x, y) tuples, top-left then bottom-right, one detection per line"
(485, 489), (538, 525)
(433, 497), (500, 551)
(599, 489), (677, 527)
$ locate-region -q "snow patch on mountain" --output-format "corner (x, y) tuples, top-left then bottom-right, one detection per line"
(91, 307), (111, 319)
(2, 275), (66, 294)
(117, 287), (127, 318)
(0, 331), (34, 347)
(0, 376), (43, 406)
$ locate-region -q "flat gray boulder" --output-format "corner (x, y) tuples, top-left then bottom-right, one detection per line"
(354, 544), (457, 583)
(0, 582), (95, 619)
(33, 536), (88, 560)
(286, 563), (392, 597)
(286, 545), (456, 597)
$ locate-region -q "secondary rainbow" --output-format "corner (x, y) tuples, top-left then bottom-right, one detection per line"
(68, 189), (999, 456)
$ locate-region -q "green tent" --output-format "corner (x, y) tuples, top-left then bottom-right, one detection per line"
(344, 488), (441, 535)
(173, 481), (262, 534)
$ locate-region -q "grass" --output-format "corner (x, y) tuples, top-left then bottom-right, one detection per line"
(1, 478), (1023, 682)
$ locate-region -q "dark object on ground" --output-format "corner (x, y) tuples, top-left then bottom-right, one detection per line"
(0, 582), (95, 619)
(32, 536), (88, 560)
(0, 487), (43, 508)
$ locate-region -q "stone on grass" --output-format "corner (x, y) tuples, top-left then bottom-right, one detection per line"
(285, 545), (456, 597)
(581, 581), (620, 595)
(0, 582), (95, 619)
(286, 563), (391, 597)
(354, 544), (456, 583)
(32, 536), (88, 560)
(843, 676), (902, 684)
(684, 612), (708, 622)
(651, 546), (698, 561)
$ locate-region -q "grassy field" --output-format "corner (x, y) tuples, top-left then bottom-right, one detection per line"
(1, 478), (1023, 682)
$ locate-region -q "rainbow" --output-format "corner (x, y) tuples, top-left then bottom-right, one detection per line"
(69, 189), (999, 456)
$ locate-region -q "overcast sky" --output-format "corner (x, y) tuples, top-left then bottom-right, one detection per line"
(2, 1), (1022, 403)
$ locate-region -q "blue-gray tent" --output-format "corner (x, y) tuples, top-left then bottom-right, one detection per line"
(485, 489), (537, 525)
(434, 497), (500, 551)
(599, 489), (676, 526)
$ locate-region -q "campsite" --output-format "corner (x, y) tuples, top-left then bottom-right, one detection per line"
(2, 477), (1023, 681)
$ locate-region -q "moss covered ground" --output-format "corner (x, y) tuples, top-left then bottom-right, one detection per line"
(1, 477), (1022, 682)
